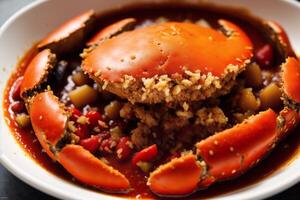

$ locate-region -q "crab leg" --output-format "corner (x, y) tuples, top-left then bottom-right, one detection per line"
(148, 109), (279, 196)
(20, 49), (56, 98)
(147, 154), (202, 196)
(196, 109), (277, 186)
(29, 91), (66, 160)
(87, 18), (136, 46)
(58, 144), (130, 191)
(264, 21), (296, 58)
(282, 57), (300, 104)
(29, 91), (130, 191)
(37, 10), (95, 54)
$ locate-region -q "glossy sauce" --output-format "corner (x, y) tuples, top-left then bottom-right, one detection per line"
(3, 3), (300, 199)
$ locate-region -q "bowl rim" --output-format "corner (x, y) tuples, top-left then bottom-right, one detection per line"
(0, 0), (300, 199)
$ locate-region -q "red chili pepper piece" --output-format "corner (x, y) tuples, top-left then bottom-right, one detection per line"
(116, 137), (133, 160)
(10, 101), (25, 113)
(79, 135), (100, 153)
(11, 76), (23, 100)
(86, 110), (102, 126)
(75, 124), (89, 140)
(132, 144), (158, 165)
(71, 108), (82, 121)
(255, 44), (274, 67)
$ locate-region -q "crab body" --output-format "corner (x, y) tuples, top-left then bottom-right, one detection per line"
(17, 9), (300, 197)
(83, 20), (253, 104)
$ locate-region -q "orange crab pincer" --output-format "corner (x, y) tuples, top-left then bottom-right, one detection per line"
(37, 10), (95, 54)
(29, 91), (130, 191)
(20, 49), (56, 98)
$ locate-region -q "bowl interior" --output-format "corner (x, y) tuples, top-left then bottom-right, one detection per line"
(0, 0), (300, 199)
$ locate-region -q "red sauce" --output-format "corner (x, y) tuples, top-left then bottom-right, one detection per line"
(3, 3), (300, 199)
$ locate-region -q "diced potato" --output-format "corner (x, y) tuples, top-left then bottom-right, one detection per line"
(245, 63), (262, 88)
(259, 83), (282, 109)
(69, 85), (98, 107)
(136, 161), (152, 173)
(15, 113), (31, 128)
(72, 71), (90, 86)
(104, 101), (122, 119)
(110, 126), (122, 140)
(238, 88), (260, 112)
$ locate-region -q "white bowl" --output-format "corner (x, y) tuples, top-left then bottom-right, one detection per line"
(1, 0), (300, 199)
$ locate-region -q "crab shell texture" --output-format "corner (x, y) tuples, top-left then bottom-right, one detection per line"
(37, 10), (95, 55)
(19, 9), (300, 197)
(147, 56), (300, 196)
(29, 91), (130, 191)
(20, 49), (56, 98)
(82, 20), (253, 104)
(263, 21), (296, 59)
(87, 18), (137, 46)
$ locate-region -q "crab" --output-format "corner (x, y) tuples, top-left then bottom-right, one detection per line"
(18, 9), (300, 197)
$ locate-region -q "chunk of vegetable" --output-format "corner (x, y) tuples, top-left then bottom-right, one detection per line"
(132, 144), (158, 165)
(85, 110), (102, 126)
(70, 107), (82, 121)
(255, 44), (274, 67)
(104, 101), (122, 119)
(72, 71), (90, 86)
(75, 124), (89, 140)
(259, 83), (282, 109)
(116, 137), (133, 160)
(110, 126), (122, 140)
(15, 113), (31, 128)
(136, 161), (152, 173)
(245, 63), (262, 88)
(79, 135), (100, 153)
(238, 88), (260, 112)
(69, 85), (98, 107)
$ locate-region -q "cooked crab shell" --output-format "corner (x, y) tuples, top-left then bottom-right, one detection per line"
(37, 10), (95, 55)
(29, 91), (130, 192)
(20, 49), (56, 98)
(87, 18), (137, 46)
(82, 20), (253, 104)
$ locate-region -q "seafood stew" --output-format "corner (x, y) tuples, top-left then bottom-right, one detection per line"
(3, 3), (300, 199)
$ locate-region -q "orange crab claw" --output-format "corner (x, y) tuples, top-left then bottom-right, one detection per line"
(87, 18), (136, 46)
(38, 10), (95, 54)
(20, 49), (56, 98)
(83, 20), (252, 82)
(196, 109), (277, 186)
(58, 144), (130, 192)
(147, 154), (202, 196)
(282, 57), (300, 103)
(265, 21), (296, 57)
(29, 91), (67, 160)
